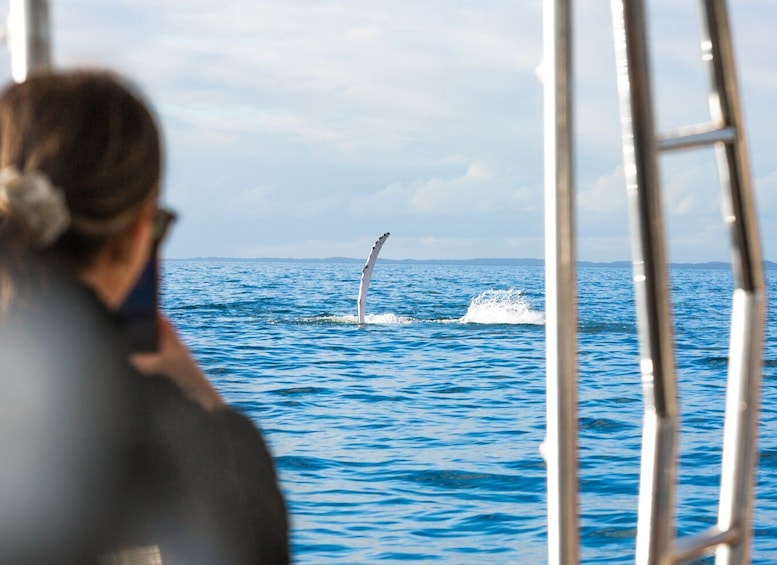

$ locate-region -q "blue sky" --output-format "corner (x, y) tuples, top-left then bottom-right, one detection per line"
(1, 0), (775, 262)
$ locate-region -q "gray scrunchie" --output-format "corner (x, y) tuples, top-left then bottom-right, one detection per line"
(0, 167), (71, 249)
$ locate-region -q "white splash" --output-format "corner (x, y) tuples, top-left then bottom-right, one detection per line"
(340, 313), (412, 325)
(459, 289), (545, 325)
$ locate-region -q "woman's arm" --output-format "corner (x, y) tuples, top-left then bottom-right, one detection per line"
(129, 315), (225, 412)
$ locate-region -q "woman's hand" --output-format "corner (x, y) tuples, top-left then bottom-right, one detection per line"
(130, 315), (225, 412)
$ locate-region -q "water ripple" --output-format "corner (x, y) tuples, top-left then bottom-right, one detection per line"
(162, 261), (777, 564)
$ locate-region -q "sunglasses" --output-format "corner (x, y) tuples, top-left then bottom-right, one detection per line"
(153, 207), (177, 245)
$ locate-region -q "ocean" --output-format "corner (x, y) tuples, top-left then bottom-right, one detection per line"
(162, 260), (777, 564)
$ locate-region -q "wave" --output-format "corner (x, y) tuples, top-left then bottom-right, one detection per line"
(301, 314), (414, 325)
(459, 289), (545, 325)
(294, 289), (544, 325)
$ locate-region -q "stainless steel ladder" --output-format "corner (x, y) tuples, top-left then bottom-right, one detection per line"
(544, 0), (767, 563)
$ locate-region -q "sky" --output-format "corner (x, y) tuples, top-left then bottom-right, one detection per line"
(0, 0), (774, 262)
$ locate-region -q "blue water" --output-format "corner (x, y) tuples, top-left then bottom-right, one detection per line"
(162, 261), (777, 563)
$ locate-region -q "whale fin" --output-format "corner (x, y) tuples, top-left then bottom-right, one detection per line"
(357, 232), (390, 324)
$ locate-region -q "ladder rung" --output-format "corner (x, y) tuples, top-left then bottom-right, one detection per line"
(657, 123), (736, 152)
(671, 525), (741, 563)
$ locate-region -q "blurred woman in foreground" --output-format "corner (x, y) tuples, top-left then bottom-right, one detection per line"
(0, 70), (289, 564)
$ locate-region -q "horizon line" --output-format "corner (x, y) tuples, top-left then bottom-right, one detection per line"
(164, 257), (777, 269)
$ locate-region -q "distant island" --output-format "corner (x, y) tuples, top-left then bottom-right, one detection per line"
(170, 257), (777, 270)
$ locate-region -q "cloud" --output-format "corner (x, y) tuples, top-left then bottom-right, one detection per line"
(754, 170), (777, 261)
(350, 160), (537, 219)
(410, 161), (533, 215)
(578, 165), (627, 216)
(754, 170), (777, 210)
(574, 165), (629, 260)
(16, 0), (776, 260)
(574, 154), (744, 262)
(661, 152), (722, 217)
(223, 185), (280, 217)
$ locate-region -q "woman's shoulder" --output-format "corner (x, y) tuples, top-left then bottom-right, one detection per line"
(131, 374), (290, 564)
(135, 372), (281, 488)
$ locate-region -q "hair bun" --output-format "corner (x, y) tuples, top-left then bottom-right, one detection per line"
(0, 167), (70, 249)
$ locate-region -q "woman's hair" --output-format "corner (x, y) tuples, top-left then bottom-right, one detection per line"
(0, 70), (162, 309)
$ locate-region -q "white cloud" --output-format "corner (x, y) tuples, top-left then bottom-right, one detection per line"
(661, 152), (721, 217)
(223, 185), (280, 217)
(578, 164), (627, 217)
(410, 161), (531, 215)
(350, 160), (536, 219)
(755, 170), (777, 210)
(1, 0), (772, 260)
(754, 170), (777, 261)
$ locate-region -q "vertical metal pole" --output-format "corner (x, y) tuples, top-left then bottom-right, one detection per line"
(6, 0), (51, 82)
(543, 0), (579, 563)
(610, 1), (678, 564)
(696, 2), (768, 564)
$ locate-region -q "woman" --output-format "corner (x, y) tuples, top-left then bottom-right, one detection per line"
(0, 70), (289, 564)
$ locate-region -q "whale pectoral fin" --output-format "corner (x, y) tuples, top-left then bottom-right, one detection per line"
(357, 232), (390, 324)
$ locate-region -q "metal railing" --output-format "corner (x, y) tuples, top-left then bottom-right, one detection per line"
(4, 0), (51, 82)
(543, 0), (579, 564)
(543, 0), (766, 563)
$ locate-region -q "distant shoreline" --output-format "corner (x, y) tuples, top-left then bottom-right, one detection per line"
(167, 257), (777, 270)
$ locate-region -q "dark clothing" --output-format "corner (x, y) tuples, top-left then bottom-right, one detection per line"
(0, 275), (289, 564)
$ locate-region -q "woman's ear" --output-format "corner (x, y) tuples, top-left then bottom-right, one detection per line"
(104, 202), (154, 267)
(80, 202), (156, 309)
(123, 201), (155, 266)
